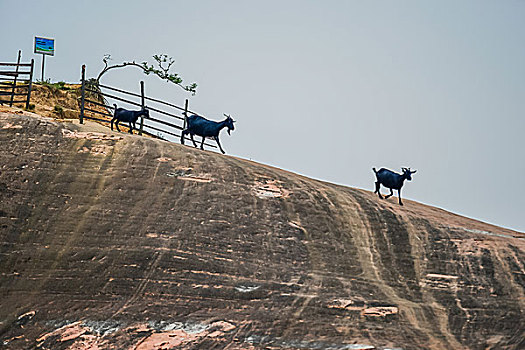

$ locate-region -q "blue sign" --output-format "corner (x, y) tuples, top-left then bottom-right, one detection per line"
(35, 37), (54, 56)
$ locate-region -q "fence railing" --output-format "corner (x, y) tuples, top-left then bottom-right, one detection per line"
(0, 51), (34, 109)
(79, 65), (216, 148)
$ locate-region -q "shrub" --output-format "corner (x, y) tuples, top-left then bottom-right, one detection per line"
(53, 105), (64, 117)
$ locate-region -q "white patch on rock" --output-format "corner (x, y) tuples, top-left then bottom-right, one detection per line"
(235, 285), (261, 293)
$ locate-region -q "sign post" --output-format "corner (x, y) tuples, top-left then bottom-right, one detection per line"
(34, 37), (54, 81)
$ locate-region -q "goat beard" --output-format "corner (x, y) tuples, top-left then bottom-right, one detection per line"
(227, 129), (231, 135)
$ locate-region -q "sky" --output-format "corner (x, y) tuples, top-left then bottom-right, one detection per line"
(1, 1), (524, 232)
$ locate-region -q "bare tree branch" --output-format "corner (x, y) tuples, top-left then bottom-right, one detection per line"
(95, 54), (198, 95)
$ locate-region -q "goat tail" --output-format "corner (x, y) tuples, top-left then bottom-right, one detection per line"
(107, 104), (116, 118)
(372, 167), (377, 174)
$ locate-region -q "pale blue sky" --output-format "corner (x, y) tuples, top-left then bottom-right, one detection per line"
(1, 1), (524, 232)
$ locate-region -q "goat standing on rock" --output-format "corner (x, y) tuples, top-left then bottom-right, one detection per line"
(373, 167), (417, 205)
(111, 104), (149, 134)
(181, 113), (235, 154)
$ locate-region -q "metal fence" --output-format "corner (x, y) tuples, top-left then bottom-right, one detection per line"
(79, 65), (216, 148)
(0, 51), (34, 108)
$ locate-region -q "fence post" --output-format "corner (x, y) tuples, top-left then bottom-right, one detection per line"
(183, 99), (188, 130)
(139, 81), (145, 135)
(10, 50), (21, 107)
(25, 59), (34, 110)
(80, 65), (86, 124)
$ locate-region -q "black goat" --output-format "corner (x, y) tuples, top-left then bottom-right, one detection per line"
(111, 104), (149, 134)
(181, 113), (235, 154)
(373, 167), (416, 205)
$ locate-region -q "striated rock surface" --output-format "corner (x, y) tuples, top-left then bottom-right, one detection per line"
(0, 111), (524, 349)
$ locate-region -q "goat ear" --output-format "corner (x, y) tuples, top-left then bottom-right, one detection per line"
(411, 170), (417, 174)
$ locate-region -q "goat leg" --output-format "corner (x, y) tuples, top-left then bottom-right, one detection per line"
(115, 120), (121, 132)
(200, 136), (205, 150)
(190, 134), (197, 148)
(384, 188), (394, 199)
(398, 189), (403, 205)
(214, 136), (226, 154)
(375, 182), (383, 198)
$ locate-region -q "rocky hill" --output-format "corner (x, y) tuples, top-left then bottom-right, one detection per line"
(0, 108), (524, 349)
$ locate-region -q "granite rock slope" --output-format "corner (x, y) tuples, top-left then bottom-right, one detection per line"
(0, 111), (524, 349)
